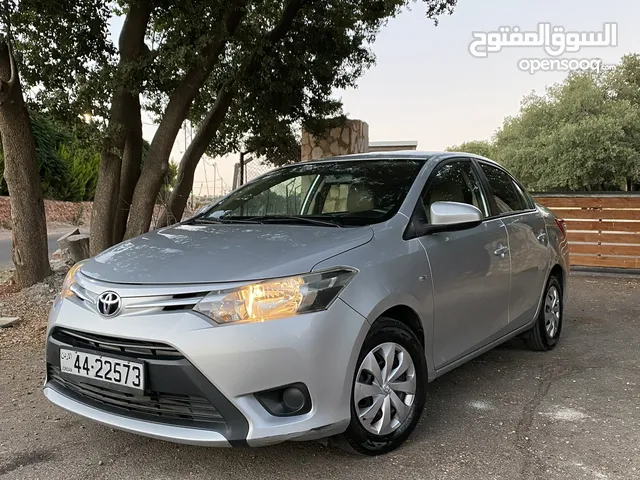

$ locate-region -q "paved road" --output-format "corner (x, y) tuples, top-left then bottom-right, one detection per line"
(1, 275), (639, 479)
(0, 233), (65, 266)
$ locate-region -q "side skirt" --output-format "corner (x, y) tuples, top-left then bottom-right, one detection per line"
(432, 314), (538, 380)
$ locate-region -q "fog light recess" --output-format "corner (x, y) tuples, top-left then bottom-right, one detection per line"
(255, 383), (312, 417)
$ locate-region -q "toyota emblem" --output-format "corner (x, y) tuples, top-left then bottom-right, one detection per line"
(97, 291), (122, 317)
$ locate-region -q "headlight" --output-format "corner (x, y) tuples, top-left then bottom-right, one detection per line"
(193, 268), (357, 325)
(60, 260), (87, 299)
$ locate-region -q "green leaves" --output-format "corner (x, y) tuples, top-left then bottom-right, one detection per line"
(0, 111), (101, 200)
(57, 141), (100, 201)
(12, 0), (115, 122)
(446, 140), (495, 159)
(486, 56), (640, 192)
(186, 0), (458, 165)
(5, 0), (458, 170)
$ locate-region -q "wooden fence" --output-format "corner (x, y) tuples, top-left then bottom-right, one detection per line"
(534, 194), (640, 269)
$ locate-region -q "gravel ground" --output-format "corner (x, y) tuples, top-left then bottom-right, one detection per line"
(0, 274), (639, 480)
(0, 263), (66, 349)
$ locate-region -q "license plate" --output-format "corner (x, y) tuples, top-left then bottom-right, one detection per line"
(59, 349), (144, 391)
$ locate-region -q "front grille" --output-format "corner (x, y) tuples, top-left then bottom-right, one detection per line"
(48, 365), (225, 429)
(51, 328), (183, 360)
(162, 291), (208, 312)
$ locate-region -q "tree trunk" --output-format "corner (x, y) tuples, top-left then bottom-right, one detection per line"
(157, 85), (236, 227)
(113, 94), (143, 244)
(157, 0), (309, 226)
(0, 40), (52, 287)
(89, 1), (152, 256)
(124, 1), (248, 240)
(59, 233), (90, 265)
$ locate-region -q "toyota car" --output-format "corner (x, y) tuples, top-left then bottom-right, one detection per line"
(44, 152), (569, 455)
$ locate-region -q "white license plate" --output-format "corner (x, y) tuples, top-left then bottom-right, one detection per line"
(59, 349), (144, 391)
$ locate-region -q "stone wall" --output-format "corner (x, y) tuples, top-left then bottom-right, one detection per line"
(0, 197), (92, 228)
(0, 196), (195, 230)
(300, 119), (369, 161)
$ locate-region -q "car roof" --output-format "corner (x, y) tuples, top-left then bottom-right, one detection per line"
(301, 150), (501, 167)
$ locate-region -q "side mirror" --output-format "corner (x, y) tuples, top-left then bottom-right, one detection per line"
(404, 201), (484, 239)
(430, 201), (483, 226)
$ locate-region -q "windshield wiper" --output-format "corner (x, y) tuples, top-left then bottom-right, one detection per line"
(192, 217), (264, 225)
(243, 215), (343, 228)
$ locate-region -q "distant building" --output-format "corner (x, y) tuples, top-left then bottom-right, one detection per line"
(367, 141), (418, 153)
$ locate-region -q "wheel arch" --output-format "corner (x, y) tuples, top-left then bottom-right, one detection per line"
(549, 263), (565, 292)
(375, 305), (425, 349)
(368, 303), (435, 380)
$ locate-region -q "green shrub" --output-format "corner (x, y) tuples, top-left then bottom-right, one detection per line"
(0, 111), (101, 201)
(30, 111), (72, 199)
(57, 142), (100, 201)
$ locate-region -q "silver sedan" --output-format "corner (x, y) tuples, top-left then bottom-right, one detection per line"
(44, 151), (569, 455)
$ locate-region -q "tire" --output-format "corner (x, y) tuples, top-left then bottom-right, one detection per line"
(331, 317), (427, 456)
(523, 275), (563, 351)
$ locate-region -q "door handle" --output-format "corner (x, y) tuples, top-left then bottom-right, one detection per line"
(536, 231), (547, 244)
(494, 244), (509, 258)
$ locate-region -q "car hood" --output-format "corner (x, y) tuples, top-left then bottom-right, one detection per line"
(81, 223), (373, 285)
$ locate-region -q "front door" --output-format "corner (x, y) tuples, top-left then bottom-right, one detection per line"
(415, 160), (511, 370)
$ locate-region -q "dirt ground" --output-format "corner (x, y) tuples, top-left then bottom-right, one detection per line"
(0, 274), (638, 480)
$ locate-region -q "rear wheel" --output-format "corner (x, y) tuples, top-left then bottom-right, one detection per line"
(523, 276), (563, 351)
(331, 317), (427, 455)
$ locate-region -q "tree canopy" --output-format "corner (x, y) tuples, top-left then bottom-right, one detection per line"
(449, 55), (640, 192)
(1, 0), (458, 285)
(445, 140), (495, 159)
(6, 0), (458, 253)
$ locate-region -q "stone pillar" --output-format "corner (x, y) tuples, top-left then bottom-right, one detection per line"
(300, 119), (369, 161)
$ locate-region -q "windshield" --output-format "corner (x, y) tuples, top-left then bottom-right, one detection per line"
(199, 160), (424, 226)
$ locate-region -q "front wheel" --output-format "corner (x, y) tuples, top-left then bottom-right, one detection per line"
(331, 317), (427, 455)
(523, 275), (563, 351)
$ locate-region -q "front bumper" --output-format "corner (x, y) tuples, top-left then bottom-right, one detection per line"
(43, 386), (231, 446)
(44, 292), (369, 446)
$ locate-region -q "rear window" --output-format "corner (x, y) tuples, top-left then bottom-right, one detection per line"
(479, 163), (530, 214)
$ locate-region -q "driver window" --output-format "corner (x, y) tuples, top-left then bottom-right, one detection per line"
(421, 161), (489, 222)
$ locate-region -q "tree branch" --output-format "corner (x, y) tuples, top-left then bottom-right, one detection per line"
(157, 0), (309, 226)
(0, 39), (17, 103)
(123, 0), (249, 239)
(5, 38), (16, 87)
(0, 0), (17, 99)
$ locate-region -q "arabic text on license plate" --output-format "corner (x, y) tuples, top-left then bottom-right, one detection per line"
(59, 349), (144, 391)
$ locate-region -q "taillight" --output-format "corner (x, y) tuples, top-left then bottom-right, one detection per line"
(555, 218), (567, 238)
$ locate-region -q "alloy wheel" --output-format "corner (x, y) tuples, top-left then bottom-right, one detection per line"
(544, 285), (561, 338)
(353, 342), (417, 435)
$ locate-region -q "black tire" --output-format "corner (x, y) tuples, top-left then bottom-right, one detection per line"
(330, 317), (427, 456)
(523, 275), (563, 351)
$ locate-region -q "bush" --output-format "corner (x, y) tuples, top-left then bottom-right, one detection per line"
(0, 111), (100, 201)
(57, 142), (100, 201)
(30, 111), (72, 199)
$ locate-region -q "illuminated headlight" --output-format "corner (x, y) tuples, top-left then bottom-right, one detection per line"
(193, 268), (357, 324)
(60, 260), (87, 299)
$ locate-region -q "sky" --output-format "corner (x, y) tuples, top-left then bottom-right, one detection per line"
(127, 0), (640, 194)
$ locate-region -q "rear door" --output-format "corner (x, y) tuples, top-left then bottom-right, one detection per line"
(413, 159), (511, 369)
(476, 161), (550, 329)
